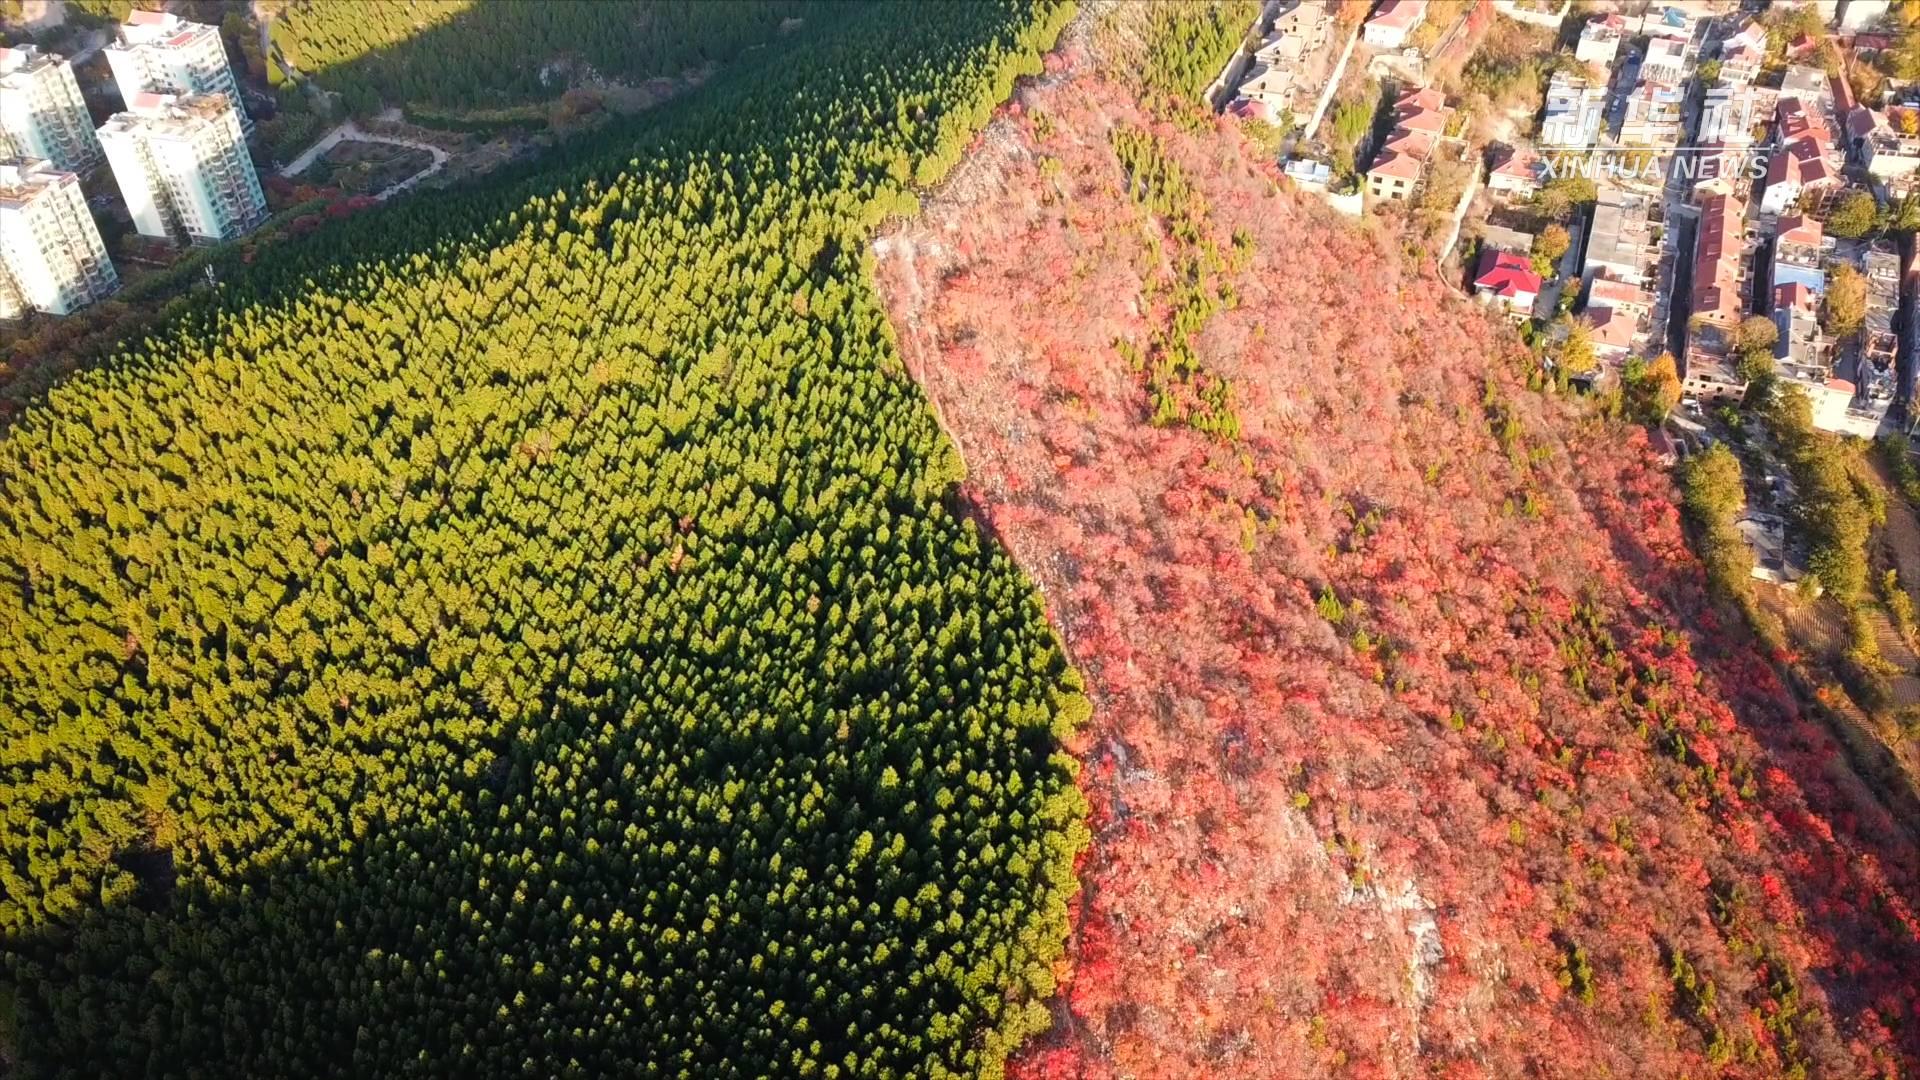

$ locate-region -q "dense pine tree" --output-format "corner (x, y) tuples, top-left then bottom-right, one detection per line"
(0, 4), (1088, 1077)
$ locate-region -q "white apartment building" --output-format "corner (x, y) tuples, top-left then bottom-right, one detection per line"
(0, 45), (103, 173)
(106, 11), (249, 132)
(98, 92), (265, 244)
(0, 157), (118, 318)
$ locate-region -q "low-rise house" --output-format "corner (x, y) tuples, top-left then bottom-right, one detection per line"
(1486, 146), (1544, 196)
(1858, 107), (1920, 197)
(1590, 276), (1654, 320)
(1235, 63), (1300, 118)
(1473, 248), (1542, 317)
(1699, 85), (1771, 146)
(1772, 281), (1829, 385)
(1771, 213), (1827, 295)
(1689, 141), (1748, 203)
(1283, 157), (1333, 188)
(1575, 14), (1625, 69)
(1641, 36), (1690, 86)
(1761, 95), (1844, 214)
(1237, 1), (1332, 123)
(1587, 274), (1656, 364)
(1683, 332), (1748, 401)
(1622, 80), (1687, 145)
(1366, 87), (1454, 201)
(1584, 184), (1658, 285)
(1691, 193), (1749, 332)
(1716, 19), (1768, 85)
(1364, 0), (1428, 51)
(1367, 149), (1426, 199)
(1589, 306), (1640, 362)
(1780, 64), (1831, 102)
(1541, 72), (1607, 148)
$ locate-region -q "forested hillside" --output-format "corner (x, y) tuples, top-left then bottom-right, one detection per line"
(877, 14), (1920, 1079)
(0, 4), (1090, 1078)
(270, 0), (819, 112)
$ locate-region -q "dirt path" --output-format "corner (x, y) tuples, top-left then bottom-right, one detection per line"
(278, 121), (450, 200)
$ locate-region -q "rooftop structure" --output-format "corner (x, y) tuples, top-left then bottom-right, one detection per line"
(1640, 4), (1700, 42)
(1575, 14), (1624, 69)
(106, 11), (249, 133)
(1858, 107), (1920, 197)
(1479, 223), (1535, 255)
(0, 45), (102, 173)
(1642, 36), (1689, 86)
(0, 156), (118, 318)
(1772, 213), (1827, 296)
(1622, 80), (1686, 146)
(98, 91), (265, 244)
(1771, 280), (1828, 384)
(1584, 184), (1657, 285)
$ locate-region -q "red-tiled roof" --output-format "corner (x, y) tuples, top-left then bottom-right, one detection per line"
(1590, 277), (1651, 310)
(1692, 194), (1746, 324)
(1589, 307), (1637, 350)
(1370, 0), (1427, 32)
(1397, 86), (1445, 112)
(1395, 106), (1448, 134)
(1227, 98), (1272, 121)
(1369, 151), (1423, 179)
(126, 8), (169, 25)
(1490, 146), (1538, 180)
(1474, 248), (1542, 300)
(1384, 127), (1437, 157)
(1777, 214), (1823, 245)
(1774, 281), (1816, 312)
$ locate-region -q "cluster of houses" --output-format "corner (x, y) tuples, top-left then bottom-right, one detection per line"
(1465, 0), (1914, 445)
(1225, 0), (1334, 126)
(1261, 0), (1916, 447)
(1366, 87), (1457, 201)
(1680, 44), (1903, 443)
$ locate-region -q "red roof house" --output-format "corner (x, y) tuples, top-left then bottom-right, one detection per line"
(1474, 248), (1542, 317)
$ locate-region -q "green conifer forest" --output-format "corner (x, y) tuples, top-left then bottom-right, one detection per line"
(0, 4), (1088, 1077)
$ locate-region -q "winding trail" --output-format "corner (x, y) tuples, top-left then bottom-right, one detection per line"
(278, 121), (450, 201)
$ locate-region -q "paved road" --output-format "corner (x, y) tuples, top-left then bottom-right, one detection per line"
(279, 120), (451, 201)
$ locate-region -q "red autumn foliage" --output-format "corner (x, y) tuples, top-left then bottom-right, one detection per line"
(880, 45), (1920, 1080)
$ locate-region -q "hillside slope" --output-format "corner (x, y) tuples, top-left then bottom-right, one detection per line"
(876, 36), (1920, 1080)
